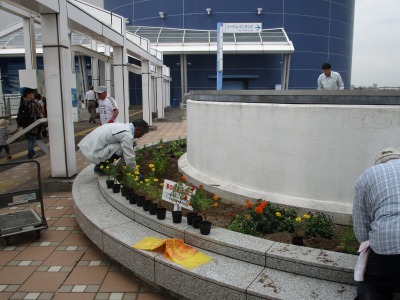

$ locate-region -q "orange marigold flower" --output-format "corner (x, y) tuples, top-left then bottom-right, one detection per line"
(254, 205), (263, 214)
(181, 176), (187, 181)
(213, 195), (219, 201)
(246, 202), (253, 208)
(245, 198), (250, 203)
(244, 214), (250, 219)
(260, 200), (267, 208)
(214, 202), (218, 207)
(188, 201), (192, 206)
(183, 195), (188, 200)
(191, 187), (195, 191)
(199, 184), (204, 189)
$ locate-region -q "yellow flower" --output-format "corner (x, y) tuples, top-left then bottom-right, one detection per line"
(105, 160), (109, 163)
(213, 195), (219, 201)
(106, 166), (110, 170)
(145, 178), (150, 182)
(113, 158), (117, 162)
(135, 165), (140, 169)
(303, 214), (311, 219)
(100, 165), (104, 170)
(140, 181), (143, 184)
(123, 166), (126, 169)
(134, 177), (139, 181)
(160, 183), (164, 187)
(151, 168), (156, 172)
(154, 178), (159, 182)
(214, 202), (219, 207)
(149, 164), (155, 168)
(295, 217), (302, 222)
(134, 171), (140, 175)
(276, 212), (282, 217)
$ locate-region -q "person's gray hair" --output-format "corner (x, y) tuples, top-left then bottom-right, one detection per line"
(375, 147), (400, 165)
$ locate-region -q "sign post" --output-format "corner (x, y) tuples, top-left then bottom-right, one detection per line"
(216, 22), (223, 90)
(216, 22), (262, 90)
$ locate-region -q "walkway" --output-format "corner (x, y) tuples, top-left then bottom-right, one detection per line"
(0, 108), (186, 300)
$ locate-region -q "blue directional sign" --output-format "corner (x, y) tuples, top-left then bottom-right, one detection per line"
(223, 23), (262, 33)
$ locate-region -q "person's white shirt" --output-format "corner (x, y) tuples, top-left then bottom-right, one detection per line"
(317, 71), (344, 90)
(98, 95), (119, 125)
(85, 89), (96, 101)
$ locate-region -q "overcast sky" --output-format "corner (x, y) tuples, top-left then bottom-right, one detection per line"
(352, 0), (400, 87)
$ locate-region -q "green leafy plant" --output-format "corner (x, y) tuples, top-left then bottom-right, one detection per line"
(169, 176), (192, 210)
(338, 221), (359, 254)
(101, 159), (118, 182)
(189, 185), (219, 221)
(228, 213), (261, 237)
(304, 212), (334, 239)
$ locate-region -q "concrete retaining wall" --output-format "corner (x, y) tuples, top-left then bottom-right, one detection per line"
(186, 91), (400, 223)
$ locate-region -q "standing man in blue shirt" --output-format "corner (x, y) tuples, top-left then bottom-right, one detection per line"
(353, 148), (400, 300)
(317, 63), (344, 90)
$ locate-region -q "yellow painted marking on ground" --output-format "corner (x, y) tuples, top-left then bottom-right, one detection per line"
(0, 180), (20, 192)
(0, 110), (143, 162)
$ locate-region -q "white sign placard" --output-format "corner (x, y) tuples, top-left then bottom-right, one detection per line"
(223, 23), (262, 33)
(162, 179), (193, 211)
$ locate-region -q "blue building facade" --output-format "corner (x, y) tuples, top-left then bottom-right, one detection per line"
(106, 0), (355, 101)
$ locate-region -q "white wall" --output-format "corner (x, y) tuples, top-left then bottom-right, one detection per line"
(185, 100), (400, 222)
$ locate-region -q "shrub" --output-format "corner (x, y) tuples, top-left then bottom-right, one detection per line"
(228, 213), (261, 237)
(304, 212), (334, 239)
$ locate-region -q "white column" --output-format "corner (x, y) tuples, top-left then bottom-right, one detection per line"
(91, 40), (99, 89)
(180, 54), (187, 99)
(142, 60), (152, 126)
(113, 46), (129, 123)
(23, 17), (37, 70)
(105, 46), (112, 94)
(156, 66), (164, 118)
(41, 0), (77, 177)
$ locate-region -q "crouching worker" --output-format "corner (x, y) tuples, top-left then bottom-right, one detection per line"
(78, 119), (149, 174)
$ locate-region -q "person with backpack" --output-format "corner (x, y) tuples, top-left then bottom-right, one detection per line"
(16, 88), (43, 159)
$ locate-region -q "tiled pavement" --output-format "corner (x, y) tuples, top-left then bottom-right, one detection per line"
(0, 112), (186, 300)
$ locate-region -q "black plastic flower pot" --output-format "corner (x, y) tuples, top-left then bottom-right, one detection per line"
(125, 188), (134, 197)
(186, 212), (197, 225)
(136, 196), (145, 207)
(128, 195), (136, 205)
(106, 180), (114, 189)
(149, 203), (158, 215)
(192, 215), (203, 229)
(292, 236), (304, 246)
(121, 186), (127, 197)
(112, 183), (121, 193)
(143, 200), (152, 211)
(199, 221), (212, 235)
(156, 207), (167, 220)
(172, 211), (183, 223)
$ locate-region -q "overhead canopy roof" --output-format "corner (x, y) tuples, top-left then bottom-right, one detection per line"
(127, 26), (294, 54)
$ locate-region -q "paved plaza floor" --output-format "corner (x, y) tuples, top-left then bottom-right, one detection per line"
(0, 108), (186, 300)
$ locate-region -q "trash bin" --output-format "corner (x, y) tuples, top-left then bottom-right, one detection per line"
(172, 98), (179, 108)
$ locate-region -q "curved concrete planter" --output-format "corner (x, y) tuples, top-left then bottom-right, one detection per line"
(73, 165), (358, 299)
(185, 93), (400, 224)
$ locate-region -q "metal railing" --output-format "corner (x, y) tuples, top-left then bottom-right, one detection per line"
(0, 94), (21, 118)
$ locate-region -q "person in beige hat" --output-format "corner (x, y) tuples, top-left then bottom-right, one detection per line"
(353, 147), (400, 299)
(0, 119), (17, 160)
(95, 86), (119, 125)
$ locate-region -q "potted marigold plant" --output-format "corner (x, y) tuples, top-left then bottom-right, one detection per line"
(169, 176), (192, 223)
(189, 185), (219, 235)
(101, 159), (120, 192)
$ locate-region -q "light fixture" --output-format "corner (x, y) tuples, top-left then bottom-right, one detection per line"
(206, 8), (211, 15)
(257, 7), (263, 15)
(159, 11), (165, 18)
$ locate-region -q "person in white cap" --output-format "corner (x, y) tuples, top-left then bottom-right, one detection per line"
(353, 147), (400, 299)
(95, 86), (119, 125)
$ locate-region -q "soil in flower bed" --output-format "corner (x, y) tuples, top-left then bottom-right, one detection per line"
(135, 145), (359, 255)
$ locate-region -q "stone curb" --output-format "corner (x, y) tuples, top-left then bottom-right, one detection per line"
(72, 165), (358, 299)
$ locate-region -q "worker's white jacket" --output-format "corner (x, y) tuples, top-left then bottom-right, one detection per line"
(78, 123), (135, 167)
